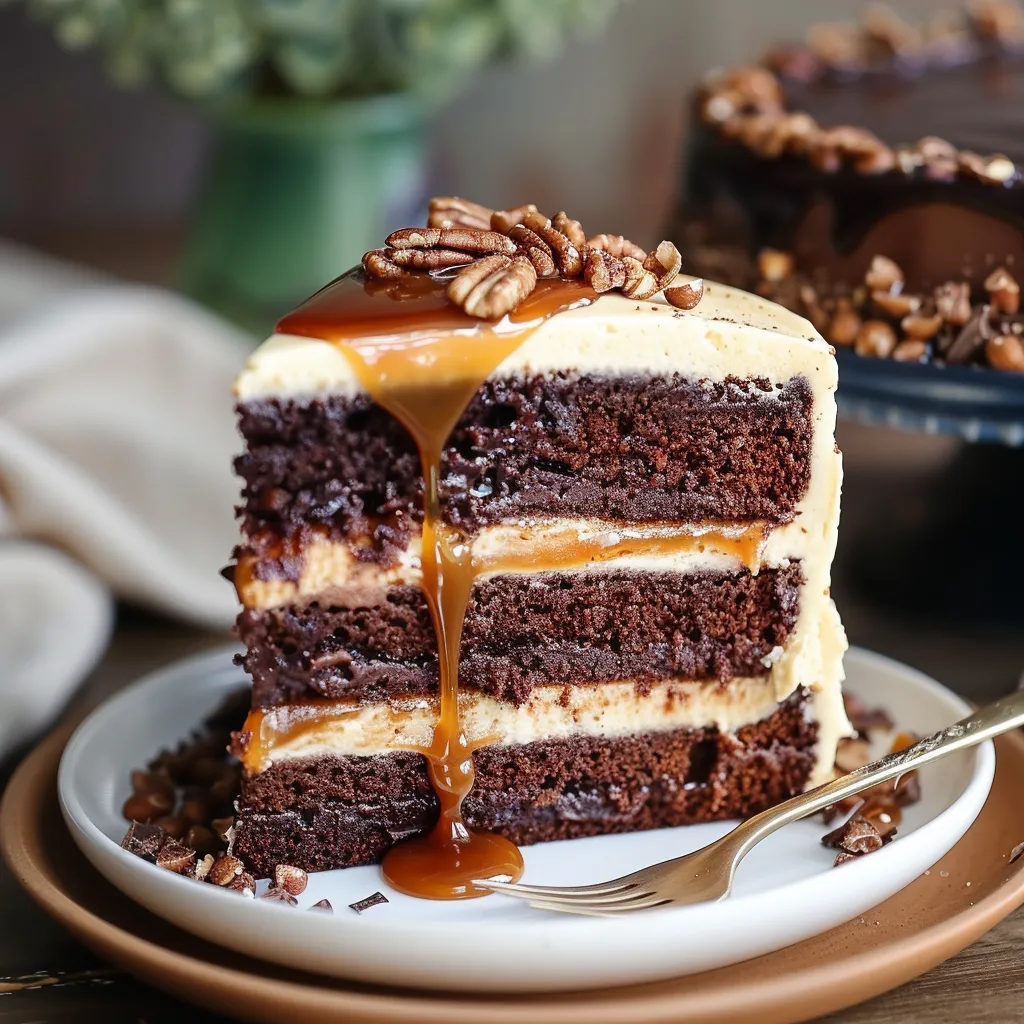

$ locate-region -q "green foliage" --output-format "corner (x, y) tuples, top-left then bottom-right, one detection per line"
(15, 0), (623, 102)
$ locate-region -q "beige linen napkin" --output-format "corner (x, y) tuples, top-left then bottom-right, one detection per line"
(0, 241), (252, 752)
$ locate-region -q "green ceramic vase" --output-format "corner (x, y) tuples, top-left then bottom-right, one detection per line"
(181, 94), (425, 338)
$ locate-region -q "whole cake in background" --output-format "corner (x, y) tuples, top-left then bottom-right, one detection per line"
(671, 0), (1024, 372)
(227, 196), (850, 899)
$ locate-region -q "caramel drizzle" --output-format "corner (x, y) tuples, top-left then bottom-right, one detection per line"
(277, 272), (598, 899)
(268, 271), (763, 900)
(238, 519), (767, 775)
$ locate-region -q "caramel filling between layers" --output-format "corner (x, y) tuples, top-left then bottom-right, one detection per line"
(233, 519), (767, 610)
(236, 677), (805, 774)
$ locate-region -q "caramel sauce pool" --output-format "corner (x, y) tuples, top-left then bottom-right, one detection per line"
(278, 271), (597, 899)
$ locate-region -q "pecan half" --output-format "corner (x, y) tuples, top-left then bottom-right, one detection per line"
(643, 240), (683, 291)
(522, 212), (583, 278)
(758, 248), (794, 283)
(387, 248), (475, 271)
(987, 333), (1024, 371)
(892, 338), (929, 362)
(507, 224), (556, 277)
(386, 227), (517, 255)
(448, 253), (538, 319)
(427, 196), (494, 231)
(619, 244), (680, 301)
(864, 254), (903, 293)
(827, 299), (862, 347)
(855, 319), (898, 358)
(985, 267), (1020, 314)
(665, 277), (705, 310)
(583, 247), (626, 293)
(620, 256), (650, 299)
(552, 211), (587, 249)
(586, 233), (647, 261)
(490, 204), (539, 233)
(872, 291), (919, 317)
(362, 247), (405, 280)
(902, 311), (943, 340)
(206, 855), (245, 887)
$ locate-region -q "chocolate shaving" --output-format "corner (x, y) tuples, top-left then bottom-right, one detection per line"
(1010, 842), (1024, 865)
(121, 821), (167, 861)
(944, 304), (996, 364)
(155, 839), (196, 876)
(310, 899), (334, 913)
(349, 892), (390, 914)
(823, 812), (896, 866)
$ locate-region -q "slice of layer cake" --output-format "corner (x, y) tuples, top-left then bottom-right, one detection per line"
(228, 199), (850, 895)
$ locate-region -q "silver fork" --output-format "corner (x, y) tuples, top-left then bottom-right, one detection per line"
(477, 688), (1024, 916)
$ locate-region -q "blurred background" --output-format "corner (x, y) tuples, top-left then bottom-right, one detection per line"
(0, 0), (1019, 757)
(0, 1), (1022, 1016)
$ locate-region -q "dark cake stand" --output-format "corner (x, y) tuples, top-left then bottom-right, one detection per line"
(835, 354), (1024, 624)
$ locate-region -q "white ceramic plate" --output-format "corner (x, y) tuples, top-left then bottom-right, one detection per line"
(58, 645), (994, 994)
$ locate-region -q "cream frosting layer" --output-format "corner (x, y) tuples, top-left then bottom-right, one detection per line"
(236, 519), (768, 610)
(235, 517), (849, 712)
(235, 284), (830, 402)
(247, 672), (846, 789)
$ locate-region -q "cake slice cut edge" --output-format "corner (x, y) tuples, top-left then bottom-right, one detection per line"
(228, 280), (851, 875)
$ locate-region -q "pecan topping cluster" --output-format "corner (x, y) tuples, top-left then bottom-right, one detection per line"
(362, 197), (700, 320)
(701, 2), (1024, 188)
(754, 249), (1024, 371)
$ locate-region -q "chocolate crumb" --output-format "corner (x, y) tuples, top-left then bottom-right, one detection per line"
(823, 812), (896, 866)
(120, 821), (167, 861)
(1010, 842), (1024, 865)
(349, 892), (389, 914)
(310, 899), (334, 913)
(260, 887), (298, 905)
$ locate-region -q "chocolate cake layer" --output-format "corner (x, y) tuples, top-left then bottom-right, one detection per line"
(238, 565), (803, 705)
(236, 373), (813, 564)
(233, 689), (816, 875)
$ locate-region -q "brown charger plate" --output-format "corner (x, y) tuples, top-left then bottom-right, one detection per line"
(4, 724), (1024, 1024)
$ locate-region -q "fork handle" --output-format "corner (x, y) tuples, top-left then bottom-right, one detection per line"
(729, 687), (1024, 860)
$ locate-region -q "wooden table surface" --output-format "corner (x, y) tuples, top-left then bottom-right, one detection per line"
(2, 409), (1023, 1022)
